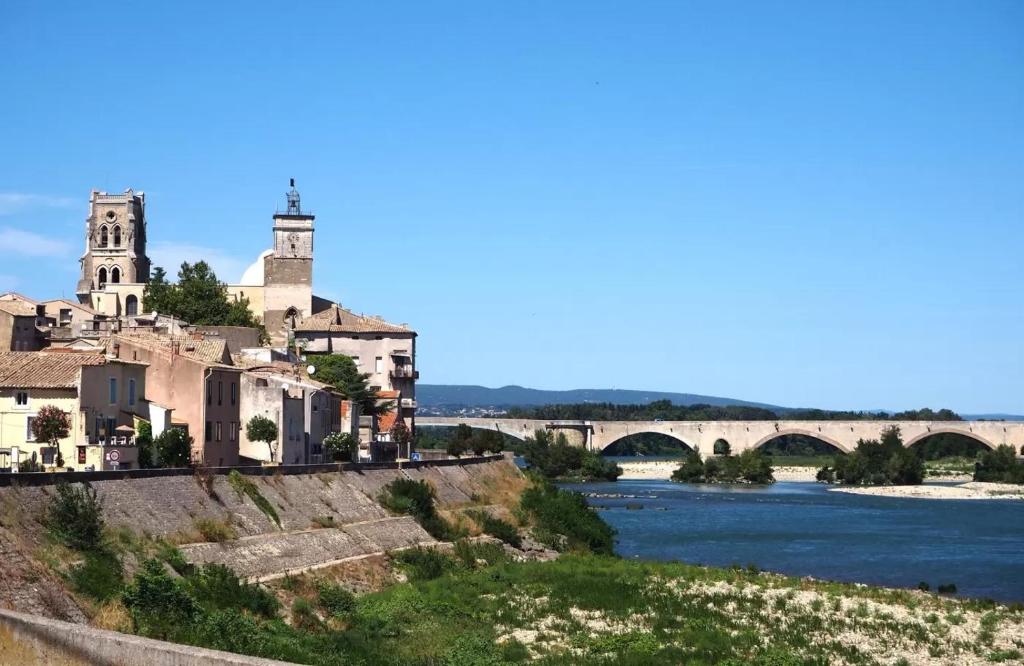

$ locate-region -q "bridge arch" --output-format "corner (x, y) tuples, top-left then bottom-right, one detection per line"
(751, 429), (851, 454)
(903, 428), (998, 452)
(598, 429), (695, 454)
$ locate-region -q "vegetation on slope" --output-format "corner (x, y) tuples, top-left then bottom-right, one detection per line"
(521, 430), (622, 482)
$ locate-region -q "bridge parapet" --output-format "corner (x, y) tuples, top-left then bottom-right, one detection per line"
(417, 417), (1024, 456)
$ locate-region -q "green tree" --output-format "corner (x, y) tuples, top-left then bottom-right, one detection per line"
(142, 261), (263, 330)
(389, 419), (413, 458)
(142, 266), (175, 314)
(245, 416), (279, 462)
(32, 405), (70, 468)
(155, 428), (193, 467)
(136, 421), (155, 469)
(672, 450), (705, 482)
(314, 354), (391, 417)
(822, 426), (924, 486)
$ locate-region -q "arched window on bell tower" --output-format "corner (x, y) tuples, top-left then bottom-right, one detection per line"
(113, 225), (121, 247)
(98, 267), (108, 288)
(110, 266), (121, 284)
(99, 226), (108, 248)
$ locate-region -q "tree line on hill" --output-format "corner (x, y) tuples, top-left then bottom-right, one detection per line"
(505, 400), (962, 422)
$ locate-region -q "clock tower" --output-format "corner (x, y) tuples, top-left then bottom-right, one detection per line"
(263, 179), (314, 342)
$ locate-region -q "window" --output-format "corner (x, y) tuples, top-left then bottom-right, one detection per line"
(350, 356), (361, 367)
(108, 377), (117, 404)
(125, 295), (138, 316)
(99, 225), (108, 247)
(206, 381), (212, 405)
(128, 378), (136, 406)
(59, 308), (71, 323)
(205, 421), (213, 442)
(215, 422), (222, 442)
(229, 422), (237, 442)
(230, 382), (237, 405)
(26, 416), (36, 441)
(41, 447), (54, 465)
(112, 225), (121, 247)
(110, 266), (120, 284)
(217, 381), (223, 406)
(15, 391), (28, 408)
(98, 267), (108, 288)
(375, 356), (383, 373)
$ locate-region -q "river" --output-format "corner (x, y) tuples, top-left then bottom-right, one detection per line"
(562, 478), (1024, 602)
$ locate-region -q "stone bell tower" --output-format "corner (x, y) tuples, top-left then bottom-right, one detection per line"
(76, 189), (150, 308)
(263, 179), (314, 342)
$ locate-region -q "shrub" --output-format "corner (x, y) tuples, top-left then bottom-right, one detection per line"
(192, 517), (236, 543)
(291, 598), (322, 632)
(70, 551), (124, 601)
(393, 547), (457, 581)
(316, 581), (356, 617)
(246, 416), (280, 463)
(520, 480), (614, 555)
(453, 539), (508, 569)
(322, 432), (356, 462)
(975, 445), (1024, 484)
(155, 428), (192, 468)
(379, 478), (456, 540)
(672, 451), (705, 482)
(822, 427), (924, 486)
(467, 510), (522, 548)
(122, 559), (199, 640)
(522, 430), (622, 481)
(46, 483), (104, 551)
(227, 470), (281, 527)
(186, 564), (279, 619)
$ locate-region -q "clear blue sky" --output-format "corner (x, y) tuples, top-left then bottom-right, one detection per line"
(2, 1), (1022, 413)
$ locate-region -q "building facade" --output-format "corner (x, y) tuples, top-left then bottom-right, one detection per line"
(0, 351), (147, 471)
(111, 334), (241, 466)
(76, 189), (150, 319)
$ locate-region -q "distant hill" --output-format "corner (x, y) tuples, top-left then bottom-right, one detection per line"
(416, 384), (786, 411)
(416, 385), (1024, 420)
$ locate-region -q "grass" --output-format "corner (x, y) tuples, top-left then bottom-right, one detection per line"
(192, 517), (237, 543)
(228, 470), (281, 528)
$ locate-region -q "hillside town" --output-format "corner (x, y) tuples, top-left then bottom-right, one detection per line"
(0, 183), (417, 472)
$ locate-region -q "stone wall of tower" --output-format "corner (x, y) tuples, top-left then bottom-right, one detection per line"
(263, 254), (312, 344)
(77, 190), (150, 304)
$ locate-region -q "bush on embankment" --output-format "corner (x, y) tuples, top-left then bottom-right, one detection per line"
(519, 477), (615, 555)
(522, 430), (622, 482)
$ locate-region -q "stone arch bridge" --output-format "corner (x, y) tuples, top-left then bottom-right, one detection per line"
(417, 417), (1024, 457)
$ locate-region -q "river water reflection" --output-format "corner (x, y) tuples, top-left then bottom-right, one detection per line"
(561, 478), (1024, 602)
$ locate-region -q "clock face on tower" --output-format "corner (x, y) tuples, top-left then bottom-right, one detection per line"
(287, 232), (300, 256)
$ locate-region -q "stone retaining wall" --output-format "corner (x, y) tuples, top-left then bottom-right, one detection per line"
(0, 608), (294, 665)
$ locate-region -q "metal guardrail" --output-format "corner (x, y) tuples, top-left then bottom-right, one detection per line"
(0, 454), (504, 487)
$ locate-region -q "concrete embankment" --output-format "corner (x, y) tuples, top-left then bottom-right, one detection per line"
(0, 456), (519, 616)
(0, 608), (293, 665)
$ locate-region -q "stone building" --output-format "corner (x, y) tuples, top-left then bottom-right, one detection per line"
(111, 333), (242, 467)
(0, 351), (148, 471)
(228, 181), (314, 345)
(76, 189), (150, 319)
(293, 304), (417, 432)
(0, 298), (46, 351)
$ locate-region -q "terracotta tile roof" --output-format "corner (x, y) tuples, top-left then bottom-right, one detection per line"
(0, 292), (39, 306)
(377, 390), (400, 399)
(0, 351), (108, 388)
(114, 333), (232, 366)
(42, 298), (98, 315)
(293, 304), (413, 334)
(0, 301), (40, 317)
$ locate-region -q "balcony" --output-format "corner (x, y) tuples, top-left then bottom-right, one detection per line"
(400, 398), (417, 410)
(91, 436), (137, 447)
(390, 366), (419, 380)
